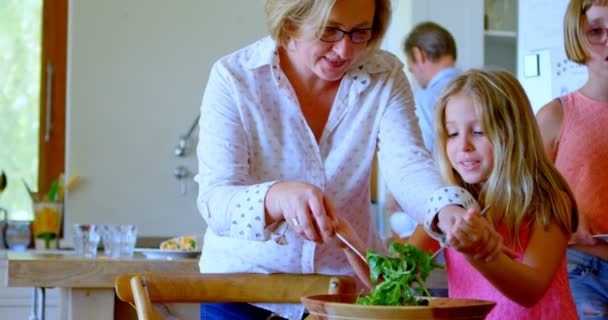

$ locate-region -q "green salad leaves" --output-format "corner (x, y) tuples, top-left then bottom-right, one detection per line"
(355, 242), (444, 306)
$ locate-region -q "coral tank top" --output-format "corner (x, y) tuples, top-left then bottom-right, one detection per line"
(555, 91), (608, 234)
(446, 224), (578, 319)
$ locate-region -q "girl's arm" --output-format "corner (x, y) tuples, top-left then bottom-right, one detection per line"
(406, 224), (440, 254)
(535, 99), (563, 161)
(464, 219), (569, 307)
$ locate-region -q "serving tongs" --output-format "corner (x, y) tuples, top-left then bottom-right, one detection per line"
(335, 231), (367, 262)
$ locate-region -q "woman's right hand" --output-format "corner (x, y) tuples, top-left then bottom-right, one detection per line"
(264, 181), (338, 243)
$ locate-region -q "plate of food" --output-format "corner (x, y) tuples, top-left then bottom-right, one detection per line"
(136, 248), (201, 260)
(301, 242), (495, 320)
(136, 234), (203, 260)
(592, 234), (608, 243)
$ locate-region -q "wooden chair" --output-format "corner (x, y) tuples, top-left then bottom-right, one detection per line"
(115, 272), (356, 320)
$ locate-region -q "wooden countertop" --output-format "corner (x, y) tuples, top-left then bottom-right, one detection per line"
(0, 250), (199, 288)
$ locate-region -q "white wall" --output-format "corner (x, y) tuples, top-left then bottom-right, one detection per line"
(66, 0), (266, 237)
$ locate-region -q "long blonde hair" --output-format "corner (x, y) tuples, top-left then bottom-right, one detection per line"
(433, 69), (578, 244)
(264, 0), (391, 51)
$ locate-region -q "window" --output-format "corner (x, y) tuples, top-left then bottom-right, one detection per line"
(0, 0), (67, 220)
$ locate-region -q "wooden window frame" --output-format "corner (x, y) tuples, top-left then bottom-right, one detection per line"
(38, 0), (67, 195)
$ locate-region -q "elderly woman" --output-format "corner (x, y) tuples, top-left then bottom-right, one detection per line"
(195, 0), (501, 319)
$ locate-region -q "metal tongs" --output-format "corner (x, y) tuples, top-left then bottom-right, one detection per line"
(335, 231), (367, 262)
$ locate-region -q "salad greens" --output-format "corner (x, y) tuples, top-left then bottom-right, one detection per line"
(355, 242), (444, 306)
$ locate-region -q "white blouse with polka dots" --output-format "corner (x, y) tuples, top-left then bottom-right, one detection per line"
(195, 36), (449, 278)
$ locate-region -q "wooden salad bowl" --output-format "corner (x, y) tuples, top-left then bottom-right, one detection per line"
(302, 294), (495, 320)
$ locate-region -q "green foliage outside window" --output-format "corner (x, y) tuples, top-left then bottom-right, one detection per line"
(0, 0), (42, 220)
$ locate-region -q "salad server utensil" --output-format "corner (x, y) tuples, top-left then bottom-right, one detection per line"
(336, 231), (366, 262)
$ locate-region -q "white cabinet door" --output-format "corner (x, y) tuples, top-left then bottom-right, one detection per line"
(0, 287), (60, 320)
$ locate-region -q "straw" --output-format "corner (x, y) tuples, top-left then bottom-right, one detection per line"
(22, 178), (39, 202)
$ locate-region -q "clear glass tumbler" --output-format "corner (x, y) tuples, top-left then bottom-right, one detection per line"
(119, 224), (138, 258)
(100, 224), (137, 258)
(72, 224), (100, 258)
(100, 224), (121, 258)
(6, 220), (31, 251)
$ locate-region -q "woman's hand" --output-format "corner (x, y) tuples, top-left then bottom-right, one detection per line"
(264, 181), (338, 243)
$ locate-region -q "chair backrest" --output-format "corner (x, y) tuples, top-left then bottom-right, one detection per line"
(115, 272), (356, 320)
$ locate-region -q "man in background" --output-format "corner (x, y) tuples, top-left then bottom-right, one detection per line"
(404, 21), (460, 153)
(388, 22), (460, 243)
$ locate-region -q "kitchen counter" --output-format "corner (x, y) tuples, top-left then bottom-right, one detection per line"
(0, 250), (198, 320)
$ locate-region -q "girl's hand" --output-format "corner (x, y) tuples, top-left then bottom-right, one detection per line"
(445, 208), (504, 262)
(264, 181), (338, 243)
(570, 213), (600, 246)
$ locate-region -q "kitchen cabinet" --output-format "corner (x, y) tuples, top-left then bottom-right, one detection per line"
(0, 250), (61, 319)
(0, 286), (60, 319)
(484, 0), (518, 75)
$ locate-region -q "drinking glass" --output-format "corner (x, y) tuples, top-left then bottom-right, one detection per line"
(100, 224), (138, 258)
(100, 224), (121, 258)
(5, 220), (31, 251)
(33, 201), (63, 249)
(119, 224), (138, 258)
(72, 224), (100, 258)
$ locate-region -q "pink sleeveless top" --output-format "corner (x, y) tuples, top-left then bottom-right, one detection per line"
(555, 92), (608, 234)
(446, 223), (578, 320)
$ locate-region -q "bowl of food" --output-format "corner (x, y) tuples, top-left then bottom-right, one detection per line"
(302, 242), (495, 320)
(302, 294), (495, 320)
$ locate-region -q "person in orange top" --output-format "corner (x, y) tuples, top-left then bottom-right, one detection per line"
(536, 0), (608, 318)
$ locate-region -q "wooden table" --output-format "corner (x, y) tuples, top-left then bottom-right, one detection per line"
(0, 250), (198, 320)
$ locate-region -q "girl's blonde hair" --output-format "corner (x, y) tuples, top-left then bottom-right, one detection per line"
(564, 0), (608, 64)
(264, 0), (391, 51)
(433, 69), (578, 245)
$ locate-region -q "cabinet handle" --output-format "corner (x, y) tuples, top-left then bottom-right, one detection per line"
(44, 61), (55, 142)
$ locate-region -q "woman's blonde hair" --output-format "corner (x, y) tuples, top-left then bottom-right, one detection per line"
(564, 0), (608, 64)
(433, 69), (578, 245)
(264, 0), (391, 51)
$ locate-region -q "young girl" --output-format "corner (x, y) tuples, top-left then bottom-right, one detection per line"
(412, 69), (579, 319)
(536, 1), (608, 318)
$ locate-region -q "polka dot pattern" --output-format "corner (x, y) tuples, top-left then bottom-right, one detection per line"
(422, 186), (479, 242)
(228, 182), (273, 240)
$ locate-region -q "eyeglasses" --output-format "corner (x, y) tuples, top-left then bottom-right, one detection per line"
(584, 26), (608, 45)
(317, 27), (373, 44)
